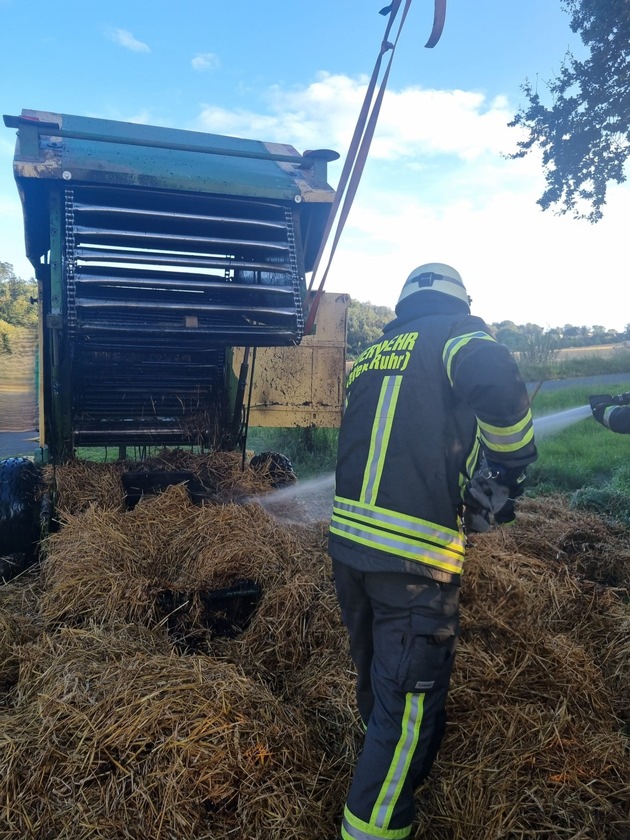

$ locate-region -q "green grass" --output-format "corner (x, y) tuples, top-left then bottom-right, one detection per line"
(245, 426), (338, 479)
(530, 382), (630, 415)
(527, 418), (629, 493)
(518, 348), (630, 382)
(527, 380), (630, 524)
(529, 381), (630, 486)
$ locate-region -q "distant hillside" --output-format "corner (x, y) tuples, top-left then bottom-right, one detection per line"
(0, 326), (37, 431)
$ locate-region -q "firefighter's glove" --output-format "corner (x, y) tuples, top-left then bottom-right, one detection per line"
(494, 498), (517, 526)
(612, 391), (630, 406)
(463, 506), (491, 534)
(464, 465), (510, 516)
(464, 462), (526, 531)
(589, 394), (613, 424)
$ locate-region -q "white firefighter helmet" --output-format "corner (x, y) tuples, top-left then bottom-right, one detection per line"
(397, 262), (470, 307)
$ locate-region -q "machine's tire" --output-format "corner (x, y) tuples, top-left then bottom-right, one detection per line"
(0, 458), (43, 573)
(249, 451), (297, 488)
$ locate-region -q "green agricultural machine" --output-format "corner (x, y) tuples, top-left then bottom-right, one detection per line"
(0, 109), (348, 578)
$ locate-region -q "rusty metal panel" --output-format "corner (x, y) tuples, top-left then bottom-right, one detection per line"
(234, 292), (350, 428)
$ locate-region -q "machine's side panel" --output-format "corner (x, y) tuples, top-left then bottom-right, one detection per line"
(233, 292), (350, 428)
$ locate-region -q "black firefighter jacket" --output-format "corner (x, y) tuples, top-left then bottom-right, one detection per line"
(329, 309), (537, 584)
(600, 405), (630, 434)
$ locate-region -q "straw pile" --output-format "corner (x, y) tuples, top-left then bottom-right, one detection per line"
(424, 502), (630, 840)
(0, 455), (628, 840)
(43, 449), (274, 516)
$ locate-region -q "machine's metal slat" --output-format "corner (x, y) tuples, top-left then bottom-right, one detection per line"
(73, 203), (288, 231)
(74, 225), (291, 254)
(76, 323), (297, 341)
(75, 298), (297, 319)
(65, 187), (303, 443)
(74, 248), (293, 272)
(74, 273), (295, 294)
(74, 430), (189, 442)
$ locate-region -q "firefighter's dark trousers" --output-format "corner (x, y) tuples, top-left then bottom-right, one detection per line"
(333, 560), (460, 840)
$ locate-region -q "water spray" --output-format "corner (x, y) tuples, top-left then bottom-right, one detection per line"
(245, 472), (336, 524)
(250, 404), (595, 522)
(532, 404), (592, 441)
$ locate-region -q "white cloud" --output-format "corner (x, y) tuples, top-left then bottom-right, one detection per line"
(322, 166), (630, 331)
(1, 71), (627, 330)
(191, 52), (220, 72)
(196, 73), (524, 164)
(106, 27), (150, 53)
(194, 72), (630, 331)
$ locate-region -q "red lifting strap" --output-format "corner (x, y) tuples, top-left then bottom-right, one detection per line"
(303, 0), (447, 336)
(425, 0), (447, 49)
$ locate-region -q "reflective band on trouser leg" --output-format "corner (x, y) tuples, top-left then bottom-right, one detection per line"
(342, 807), (411, 840)
(371, 692), (424, 826)
(341, 693), (423, 839)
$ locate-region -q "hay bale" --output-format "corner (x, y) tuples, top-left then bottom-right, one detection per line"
(0, 568), (44, 692)
(0, 624), (344, 840)
(510, 496), (630, 588)
(1, 459), (628, 839)
(44, 460), (127, 515)
(45, 449), (274, 516)
(39, 486), (328, 638)
(418, 703), (628, 840)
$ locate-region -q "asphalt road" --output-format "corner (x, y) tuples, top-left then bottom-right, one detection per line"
(0, 430), (39, 459)
(526, 373), (630, 394)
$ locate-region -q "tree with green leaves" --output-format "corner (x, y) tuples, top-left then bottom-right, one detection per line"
(509, 0), (630, 222)
(0, 262), (37, 328)
(0, 262), (37, 354)
(346, 299), (394, 359)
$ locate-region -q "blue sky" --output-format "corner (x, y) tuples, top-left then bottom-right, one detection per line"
(1, 0), (628, 330)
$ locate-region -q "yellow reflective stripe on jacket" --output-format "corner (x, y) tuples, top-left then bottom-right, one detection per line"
(334, 497), (464, 552)
(459, 427), (481, 494)
(329, 520), (464, 575)
(442, 330), (495, 385)
(361, 376), (403, 505)
(331, 503), (465, 575)
(477, 411), (534, 453)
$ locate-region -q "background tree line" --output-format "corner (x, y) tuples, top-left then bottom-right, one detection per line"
(347, 299), (629, 361)
(0, 262), (37, 353)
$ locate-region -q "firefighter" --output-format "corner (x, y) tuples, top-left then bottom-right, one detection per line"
(329, 262), (537, 840)
(589, 392), (630, 434)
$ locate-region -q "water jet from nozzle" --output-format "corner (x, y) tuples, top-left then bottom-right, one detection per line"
(532, 404), (592, 440)
(245, 472), (335, 524)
